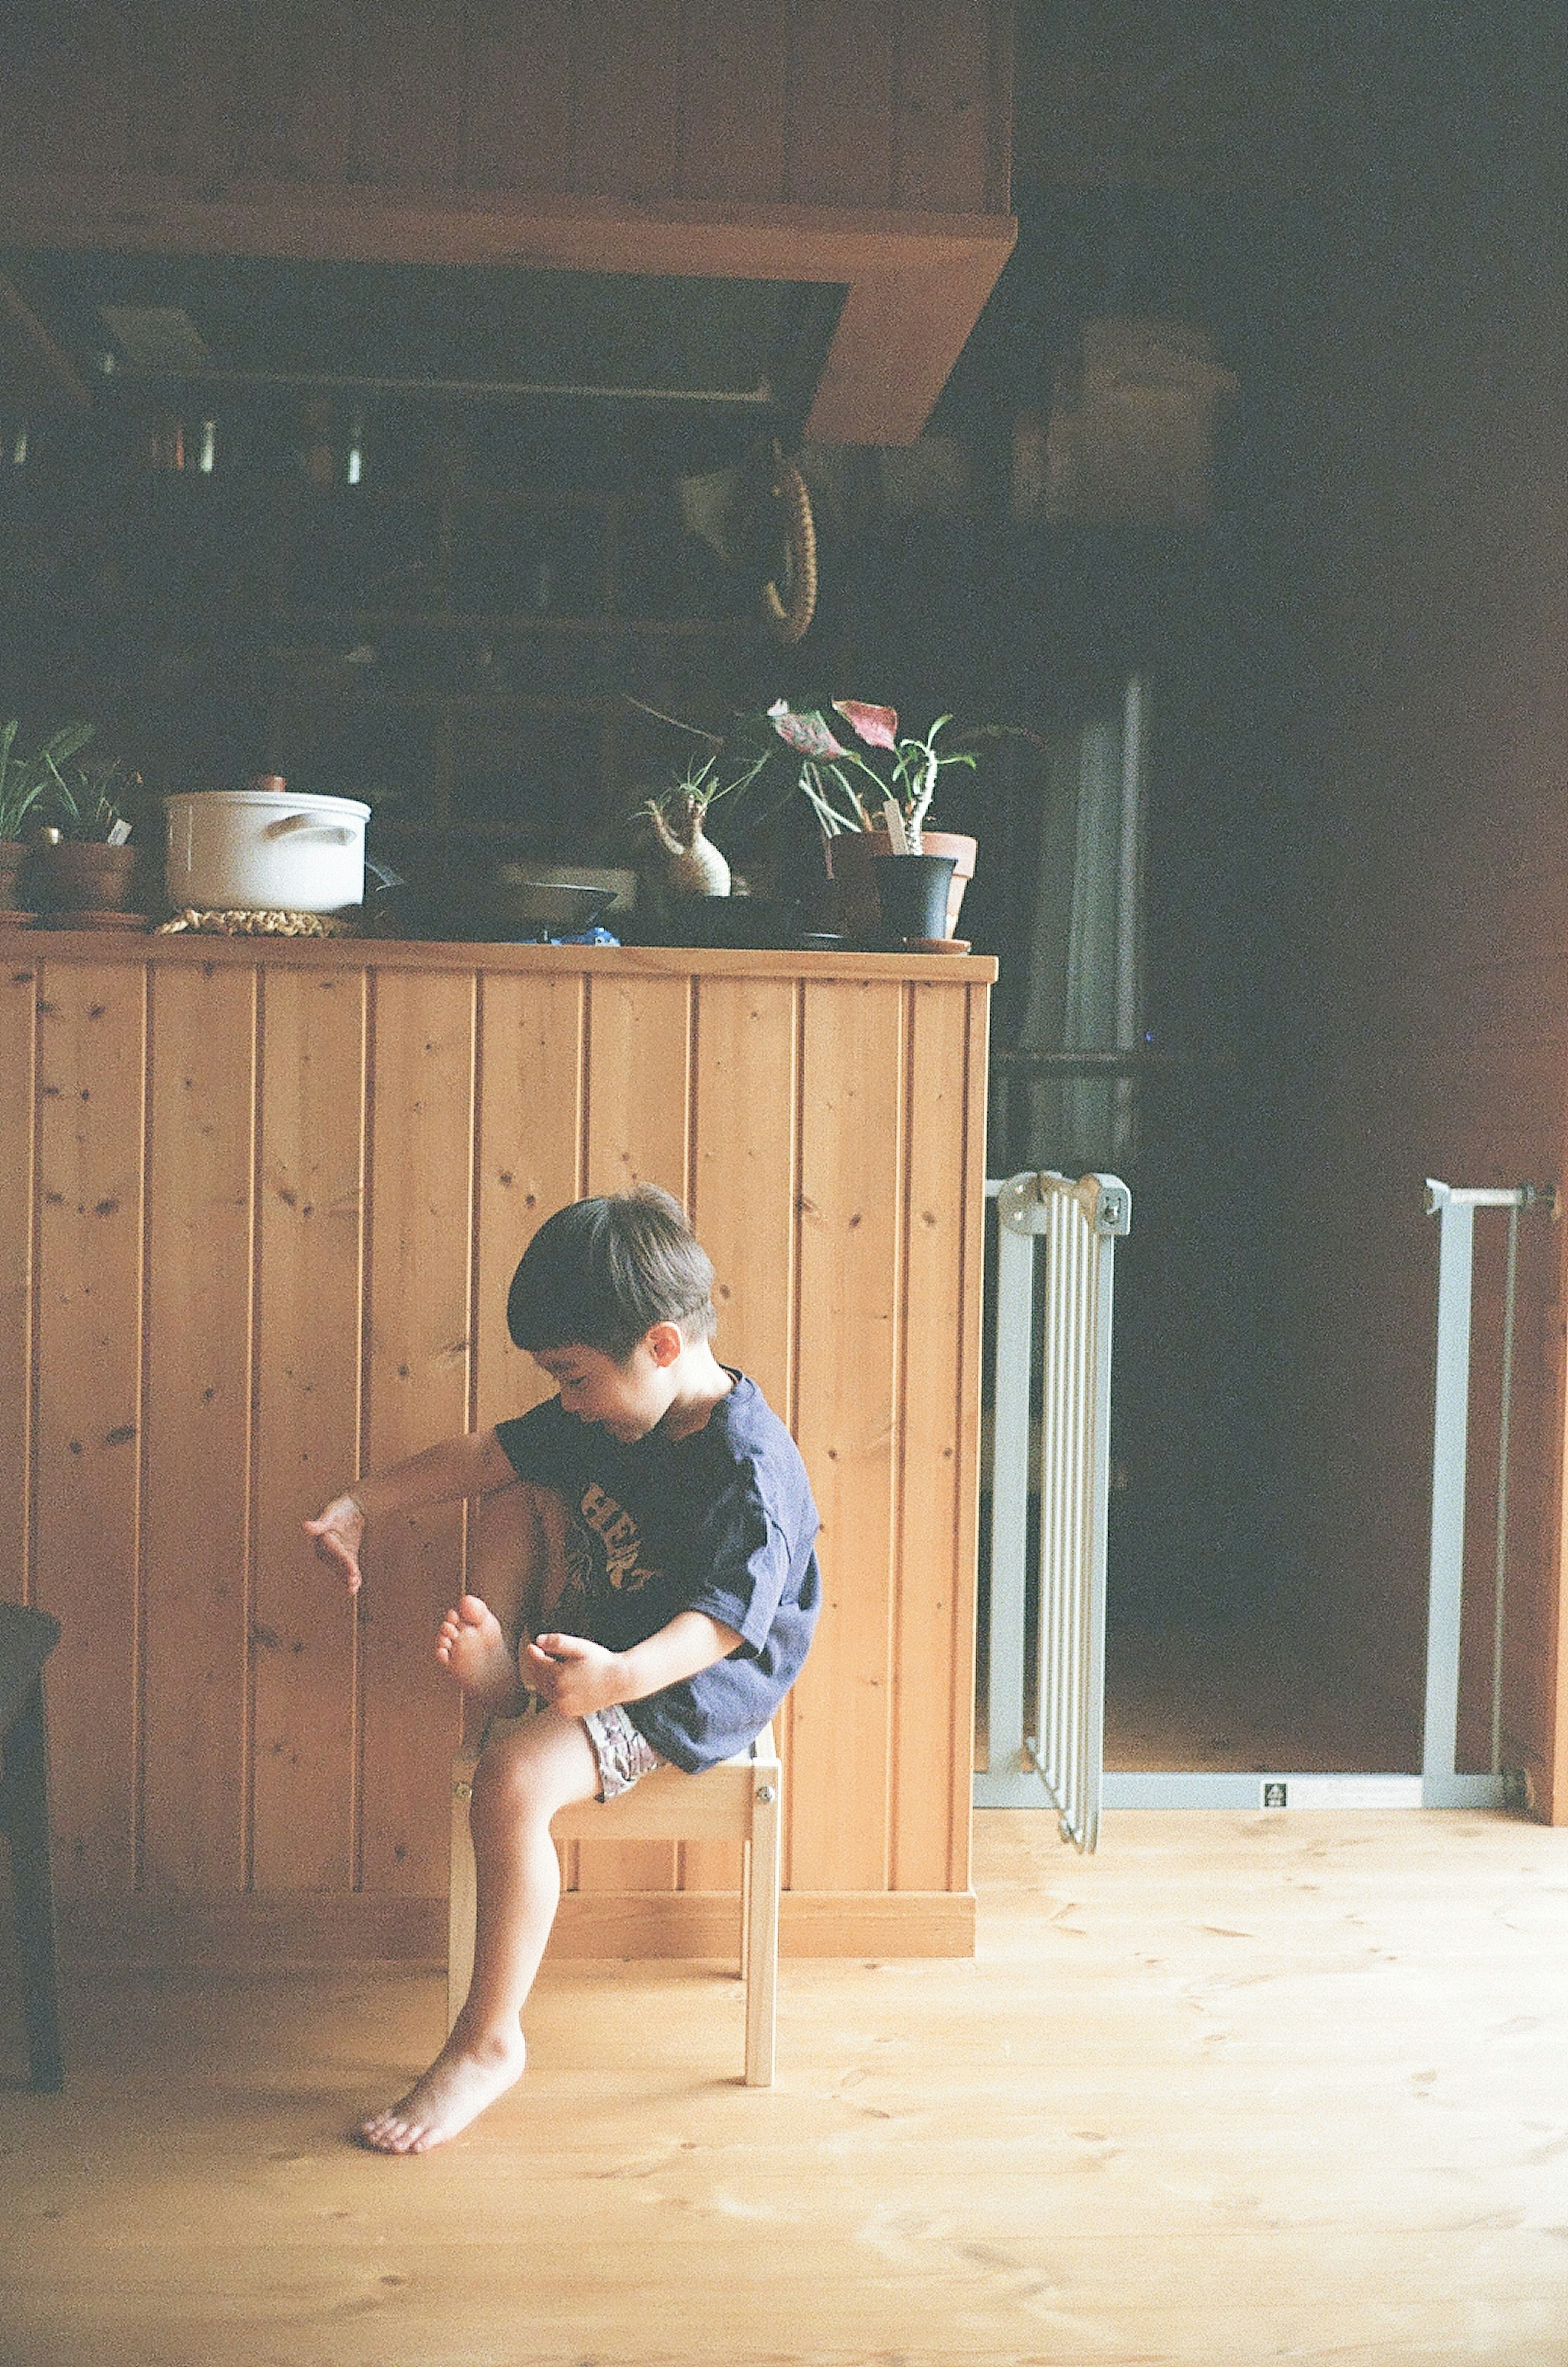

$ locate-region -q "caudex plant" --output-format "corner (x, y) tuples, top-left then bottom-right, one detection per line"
(631, 695), (776, 896)
(639, 747), (772, 897)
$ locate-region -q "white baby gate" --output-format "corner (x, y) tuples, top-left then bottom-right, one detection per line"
(973, 1171), (1130, 1847)
(974, 1172), (1550, 1831)
(1420, 1179), (1552, 1808)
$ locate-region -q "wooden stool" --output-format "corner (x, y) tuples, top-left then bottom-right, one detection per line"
(0, 1603), (63, 2092)
(449, 1721), (780, 2087)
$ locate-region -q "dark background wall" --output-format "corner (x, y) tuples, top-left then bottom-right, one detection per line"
(994, 0), (1568, 1792)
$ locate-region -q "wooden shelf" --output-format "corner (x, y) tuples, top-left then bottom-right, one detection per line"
(0, 401), (781, 849)
(267, 610), (750, 637)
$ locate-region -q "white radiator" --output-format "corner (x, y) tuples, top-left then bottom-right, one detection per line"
(974, 1171), (1130, 1847)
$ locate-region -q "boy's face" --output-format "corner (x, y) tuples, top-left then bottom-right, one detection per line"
(533, 1333), (678, 1443)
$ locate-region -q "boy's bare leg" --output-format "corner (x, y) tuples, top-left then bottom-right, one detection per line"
(437, 1483), (568, 1745)
(357, 1707), (598, 2154)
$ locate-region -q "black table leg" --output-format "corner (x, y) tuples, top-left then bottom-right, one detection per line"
(2, 1678), (63, 2092)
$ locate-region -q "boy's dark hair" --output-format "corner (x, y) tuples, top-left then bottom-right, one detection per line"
(506, 1184), (717, 1361)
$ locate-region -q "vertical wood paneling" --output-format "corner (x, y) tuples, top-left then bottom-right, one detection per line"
(791, 977), (904, 1891)
(8, 943), (990, 1936)
(2, 4), (131, 175)
(464, 0), (579, 192)
(359, 968), (476, 1894)
(890, 982), (971, 1890)
(893, 0), (998, 211)
(786, 0), (896, 207)
(690, 977), (797, 1412)
(0, 956), (36, 1604)
(572, 1), (681, 199)
(121, 0), (242, 182)
(236, 0), (356, 182)
(953, 979), (987, 1883)
(583, 972), (692, 1204)
(579, 969), (692, 1892)
(684, 973), (799, 1891)
(676, 0), (789, 203)
(1, 0), (1011, 213)
(141, 965), (255, 1896)
(34, 962), (145, 1898)
(348, 0), (468, 189)
(474, 972), (586, 1431)
(253, 968), (365, 1890)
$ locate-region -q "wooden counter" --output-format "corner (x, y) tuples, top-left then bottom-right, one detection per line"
(0, 930), (993, 1962)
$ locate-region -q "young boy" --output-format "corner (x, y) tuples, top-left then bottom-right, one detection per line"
(305, 1184), (820, 2154)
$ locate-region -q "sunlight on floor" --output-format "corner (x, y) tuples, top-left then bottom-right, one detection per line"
(4, 1809), (1568, 2365)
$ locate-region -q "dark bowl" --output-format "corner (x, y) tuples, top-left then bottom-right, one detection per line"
(485, 874), (617, 937)
(363, 873), (617, 942)
(659, 896), (800, 950)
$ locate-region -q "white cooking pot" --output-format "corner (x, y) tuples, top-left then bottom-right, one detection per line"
(165, 788), (372, 914)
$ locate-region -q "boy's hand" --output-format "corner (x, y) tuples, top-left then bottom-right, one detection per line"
(521, 1632), (627, 1719)
(304, 1494), (367, 1593)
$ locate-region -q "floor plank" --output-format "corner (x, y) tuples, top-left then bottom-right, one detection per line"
(4, 1808), (1568, 2365)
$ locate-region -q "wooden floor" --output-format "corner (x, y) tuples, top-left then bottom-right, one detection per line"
(4, 1808), (1568, 2366)
(1103, 1615), (1423, 1773)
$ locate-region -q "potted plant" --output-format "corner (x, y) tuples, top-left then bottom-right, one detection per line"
(0, 720), (96, 921)
(33, 752), (143, 920)
(640, 747), (771, 899)
(766, 700), (982, 941)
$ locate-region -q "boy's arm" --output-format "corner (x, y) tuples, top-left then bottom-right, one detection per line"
(522, 1609), (742, 1721)
(305, 1426), (519, 1594)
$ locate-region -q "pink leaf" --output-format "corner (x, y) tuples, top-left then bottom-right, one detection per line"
(767, 699), (845, 760)
(832, 699), (899, 751)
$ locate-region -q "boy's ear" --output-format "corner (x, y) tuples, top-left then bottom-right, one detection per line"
(645, 1321), (685, 1368)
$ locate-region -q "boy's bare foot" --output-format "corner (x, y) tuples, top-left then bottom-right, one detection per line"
(356, 2026), (527, 2155)
(436, 1594), (521, 1714)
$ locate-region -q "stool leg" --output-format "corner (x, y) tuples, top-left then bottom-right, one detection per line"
(4, 1681), (63, 2092)
(744, 1771), (780, 2088)
(739, 1834), (751, 1984)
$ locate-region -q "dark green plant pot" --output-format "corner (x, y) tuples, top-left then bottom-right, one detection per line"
(873, 853), (956, 943)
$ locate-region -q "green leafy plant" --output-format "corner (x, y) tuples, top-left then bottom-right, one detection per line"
(0, 719), (95, 842)
(630, 693), (1027, 862)
(43, 755), (141, 843)
(766, 700), (978, 850)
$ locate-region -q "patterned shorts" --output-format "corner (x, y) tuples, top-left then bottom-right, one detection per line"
(581, 1701), (665, 1801)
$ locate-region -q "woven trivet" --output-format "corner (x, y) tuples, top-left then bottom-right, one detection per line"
(156, 907), (358, 938)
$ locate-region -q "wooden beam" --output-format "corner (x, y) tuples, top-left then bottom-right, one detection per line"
(0, 179), (1016, 443)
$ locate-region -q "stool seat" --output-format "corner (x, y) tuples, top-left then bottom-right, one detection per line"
(450, 1721), (780, 2086)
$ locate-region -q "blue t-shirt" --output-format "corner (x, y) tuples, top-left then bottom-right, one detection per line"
(492, 1373), (820, 1773)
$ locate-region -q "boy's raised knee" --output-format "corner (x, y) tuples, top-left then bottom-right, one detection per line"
(470, 1709), (596, 1825)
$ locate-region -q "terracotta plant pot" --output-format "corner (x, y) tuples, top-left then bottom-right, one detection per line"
(825, 826), (977, 941)
(874, 852), (957, 943)
(911, 830), (978, 936)
(34, 840), (138, 913)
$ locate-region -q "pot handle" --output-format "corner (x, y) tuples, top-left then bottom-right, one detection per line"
(264, 813), (358, 845)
